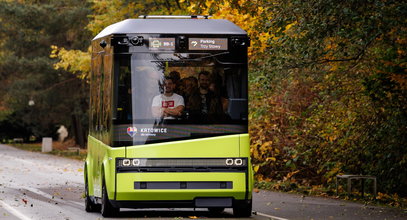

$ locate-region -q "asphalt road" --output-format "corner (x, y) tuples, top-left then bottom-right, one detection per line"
(0, 143), (405, 220)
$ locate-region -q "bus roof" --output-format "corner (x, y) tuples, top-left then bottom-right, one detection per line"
(93, 19), (247, 40)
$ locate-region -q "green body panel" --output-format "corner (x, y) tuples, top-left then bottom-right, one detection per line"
(239, 134), (254, 192)
(85, 136), (125, 198)
(116, 173), (246, 200)
(85, 134), (253, 202)
(239, 134), (250, 157)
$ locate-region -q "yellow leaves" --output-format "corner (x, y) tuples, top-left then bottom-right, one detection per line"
(87, 0), (138, 35)
(260, 141), (272, 151)
(187, 3), (197, 13)
(283, 170), (299, 181)
(374, 193), (405, 207)
(185, 0), (269, 59)
(49, 45), (59, 58)
(283, 21), (297, 34)
(376, 192), (386, 200)
(251, 145), (260, 160)
(258, 32), (270, 52)
(205, 0), (215, 9)
(50, 45), (91, 80)
(253, 165), (260, 172)
(266, 157), (276, 162)
(252, 139), (278, 161)
(329, 64), (338, 71)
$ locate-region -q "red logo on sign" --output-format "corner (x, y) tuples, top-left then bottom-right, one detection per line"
(162, 101), (174, 108)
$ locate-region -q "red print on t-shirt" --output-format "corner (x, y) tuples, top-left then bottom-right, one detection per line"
(162, 101), (175, 108)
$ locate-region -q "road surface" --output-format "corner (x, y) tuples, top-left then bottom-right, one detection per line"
(0, 144), (405, 220)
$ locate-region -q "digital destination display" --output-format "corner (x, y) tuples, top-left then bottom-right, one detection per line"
(149, 38), (175, 50)
(189, 38), (228, 50)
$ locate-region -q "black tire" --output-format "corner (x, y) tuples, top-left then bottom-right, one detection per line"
(85, 175), (101, 212)
(208, 207), (225, 215)
(233, 200), (252, 217)
(101, 183), (119, 217)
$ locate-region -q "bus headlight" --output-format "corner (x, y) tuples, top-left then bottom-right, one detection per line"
(132, 159), (140, 166)
(119, 158), (143, 167)
(122, 159), (131, 166)
(225, 159), (234, 166)
(225, 158), (245, 166)
(234, 158), (243, 165)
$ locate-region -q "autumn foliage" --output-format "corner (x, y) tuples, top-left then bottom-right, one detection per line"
(50, 0), (407, 196)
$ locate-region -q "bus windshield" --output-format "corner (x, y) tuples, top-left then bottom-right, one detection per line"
(113, 52), (248, 146)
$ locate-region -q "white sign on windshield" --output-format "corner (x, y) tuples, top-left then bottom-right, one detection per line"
(189, 38), (228, 50)
(149, 38), (175, 50)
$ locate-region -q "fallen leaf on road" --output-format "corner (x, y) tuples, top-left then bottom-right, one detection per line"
(253, 188), (260, 193)
(188, 216), (198, 219)
(22, 199), (27, 204)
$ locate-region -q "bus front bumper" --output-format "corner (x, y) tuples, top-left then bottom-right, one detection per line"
(111, 172), (250, 208)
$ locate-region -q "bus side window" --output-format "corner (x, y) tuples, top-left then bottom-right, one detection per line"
(116, 66), (132, 122)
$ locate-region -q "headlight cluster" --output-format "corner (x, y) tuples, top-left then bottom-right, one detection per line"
(225, 158), (243, 166)
(123, 158), (140, 166)
(118, 158), (146, 167)
(117, 158), (247, 168)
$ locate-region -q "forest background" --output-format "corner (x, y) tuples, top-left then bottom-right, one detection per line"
(0, 0), (405, 200)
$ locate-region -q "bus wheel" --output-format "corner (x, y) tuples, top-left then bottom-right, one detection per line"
(101, 182), (119, 217)
(85, 179), (100, 212)
(208, 207), (225, 215)
(233, 200), (252, 217)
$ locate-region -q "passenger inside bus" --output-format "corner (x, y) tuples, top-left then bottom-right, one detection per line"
(198, 71), (225, 122)
(151, 76), (185, 120)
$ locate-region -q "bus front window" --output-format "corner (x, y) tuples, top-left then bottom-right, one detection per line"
(112, 53), (248, 147)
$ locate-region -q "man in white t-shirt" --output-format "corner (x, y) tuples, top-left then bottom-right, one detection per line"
(152, 77), (185, 119)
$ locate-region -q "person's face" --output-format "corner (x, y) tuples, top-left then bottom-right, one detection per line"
(199, 74), (210, 89)
(164, 79), (175, 93)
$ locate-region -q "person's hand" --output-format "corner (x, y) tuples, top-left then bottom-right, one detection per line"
(163, 108), (170, 117)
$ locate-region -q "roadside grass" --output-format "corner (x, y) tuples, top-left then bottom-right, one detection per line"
(10, 138), (87, 161)
(254, 181), (407, 210)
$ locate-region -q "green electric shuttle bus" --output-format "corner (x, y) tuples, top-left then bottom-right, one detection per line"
(84, 15), (252, 217)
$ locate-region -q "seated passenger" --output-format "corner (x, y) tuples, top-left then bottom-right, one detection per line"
(198, 71), (223, 121)
(151, 77), (185, 120)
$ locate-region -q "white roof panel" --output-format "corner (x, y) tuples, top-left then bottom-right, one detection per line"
(93, 19), (247, 40)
